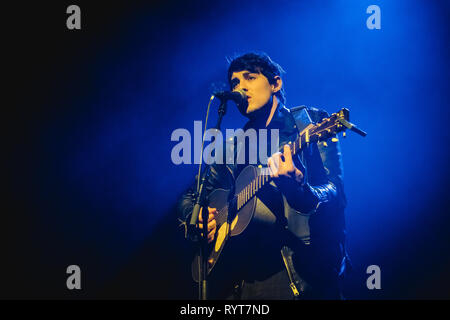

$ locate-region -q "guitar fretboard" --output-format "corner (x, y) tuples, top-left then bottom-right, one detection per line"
(213, 108), (349, 224)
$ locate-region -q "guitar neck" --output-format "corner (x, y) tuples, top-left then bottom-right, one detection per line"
(236, 109), (348, 210)
(236, 125), (315, 210)
(224, 108), (353, 216)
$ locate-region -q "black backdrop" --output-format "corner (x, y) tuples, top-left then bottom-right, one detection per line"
(4, 1), (450, 299)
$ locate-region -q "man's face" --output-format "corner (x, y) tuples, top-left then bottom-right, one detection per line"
(230, 70), (275, 116)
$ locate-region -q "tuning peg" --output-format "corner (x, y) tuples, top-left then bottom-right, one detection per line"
(343, 132), (346, 138)
(331, 137), (338, 142)
(323, 141), (328, 147)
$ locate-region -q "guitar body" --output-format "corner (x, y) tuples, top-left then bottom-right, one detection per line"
(192, 165), (258, 282)
(230, 165), (258, 236)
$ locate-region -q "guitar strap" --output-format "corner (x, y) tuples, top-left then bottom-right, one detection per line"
(286, 105), (351, 284)
(286, 105), (313, 133)
(281, 246), (310, 298)
(285, 105), (314, 184)
(281, 106), (315, 298)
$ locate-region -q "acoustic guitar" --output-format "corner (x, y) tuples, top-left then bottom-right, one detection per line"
(192, 108), (365, 281)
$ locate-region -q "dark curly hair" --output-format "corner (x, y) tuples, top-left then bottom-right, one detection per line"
(227, 52), (286, 105)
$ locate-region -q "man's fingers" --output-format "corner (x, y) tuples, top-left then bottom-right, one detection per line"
(200, 226), (216, 241)
(197, 207), (217, 239)
(207, 230), (215, 243)
(207, 208), (217, 222)
(207, 219), (216, 231)
(207, 223), (217, 243)
(283, 144), (293, 164)
(269, 146), (295, 178)
(201, 232), (215, 243)
(199, 207), (216, 225)
(268, 157), (279, 178)
(198, 218), (216, 231)
(272, 152), (283, 168)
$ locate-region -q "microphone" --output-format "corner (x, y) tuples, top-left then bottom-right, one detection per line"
(213, 89), (247, 106)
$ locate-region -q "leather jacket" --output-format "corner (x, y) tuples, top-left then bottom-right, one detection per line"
(178, 105), (347, 246)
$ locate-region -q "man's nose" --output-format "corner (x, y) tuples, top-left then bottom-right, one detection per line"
(235, 83), (248, 92)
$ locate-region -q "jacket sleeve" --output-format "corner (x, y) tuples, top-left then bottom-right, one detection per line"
(286, 108), (347, 214)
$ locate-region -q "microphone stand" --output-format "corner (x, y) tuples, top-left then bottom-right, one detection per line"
(188, 98), (227, 300)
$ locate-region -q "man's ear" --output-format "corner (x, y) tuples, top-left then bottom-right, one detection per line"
(271, 76), (282, 93)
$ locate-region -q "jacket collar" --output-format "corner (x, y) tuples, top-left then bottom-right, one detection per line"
(243, 104), (297, 140)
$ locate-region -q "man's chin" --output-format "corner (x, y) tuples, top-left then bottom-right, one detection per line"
(245, 105), (261, 115)
(239, 102), (271, 119)
(243, 106), (265, 120)
(240, 108), (256, 119)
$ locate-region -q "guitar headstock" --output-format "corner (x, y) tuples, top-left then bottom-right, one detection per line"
(292, 107), (365, 154)
(310, 108), (351, 142)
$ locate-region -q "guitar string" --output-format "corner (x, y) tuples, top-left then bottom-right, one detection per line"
(212, 121), (341, 223)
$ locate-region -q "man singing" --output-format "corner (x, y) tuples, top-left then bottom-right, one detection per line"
(178, 52), (350, 299)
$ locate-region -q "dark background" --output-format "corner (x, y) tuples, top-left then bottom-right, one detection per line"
(4, 0), (450, 299)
